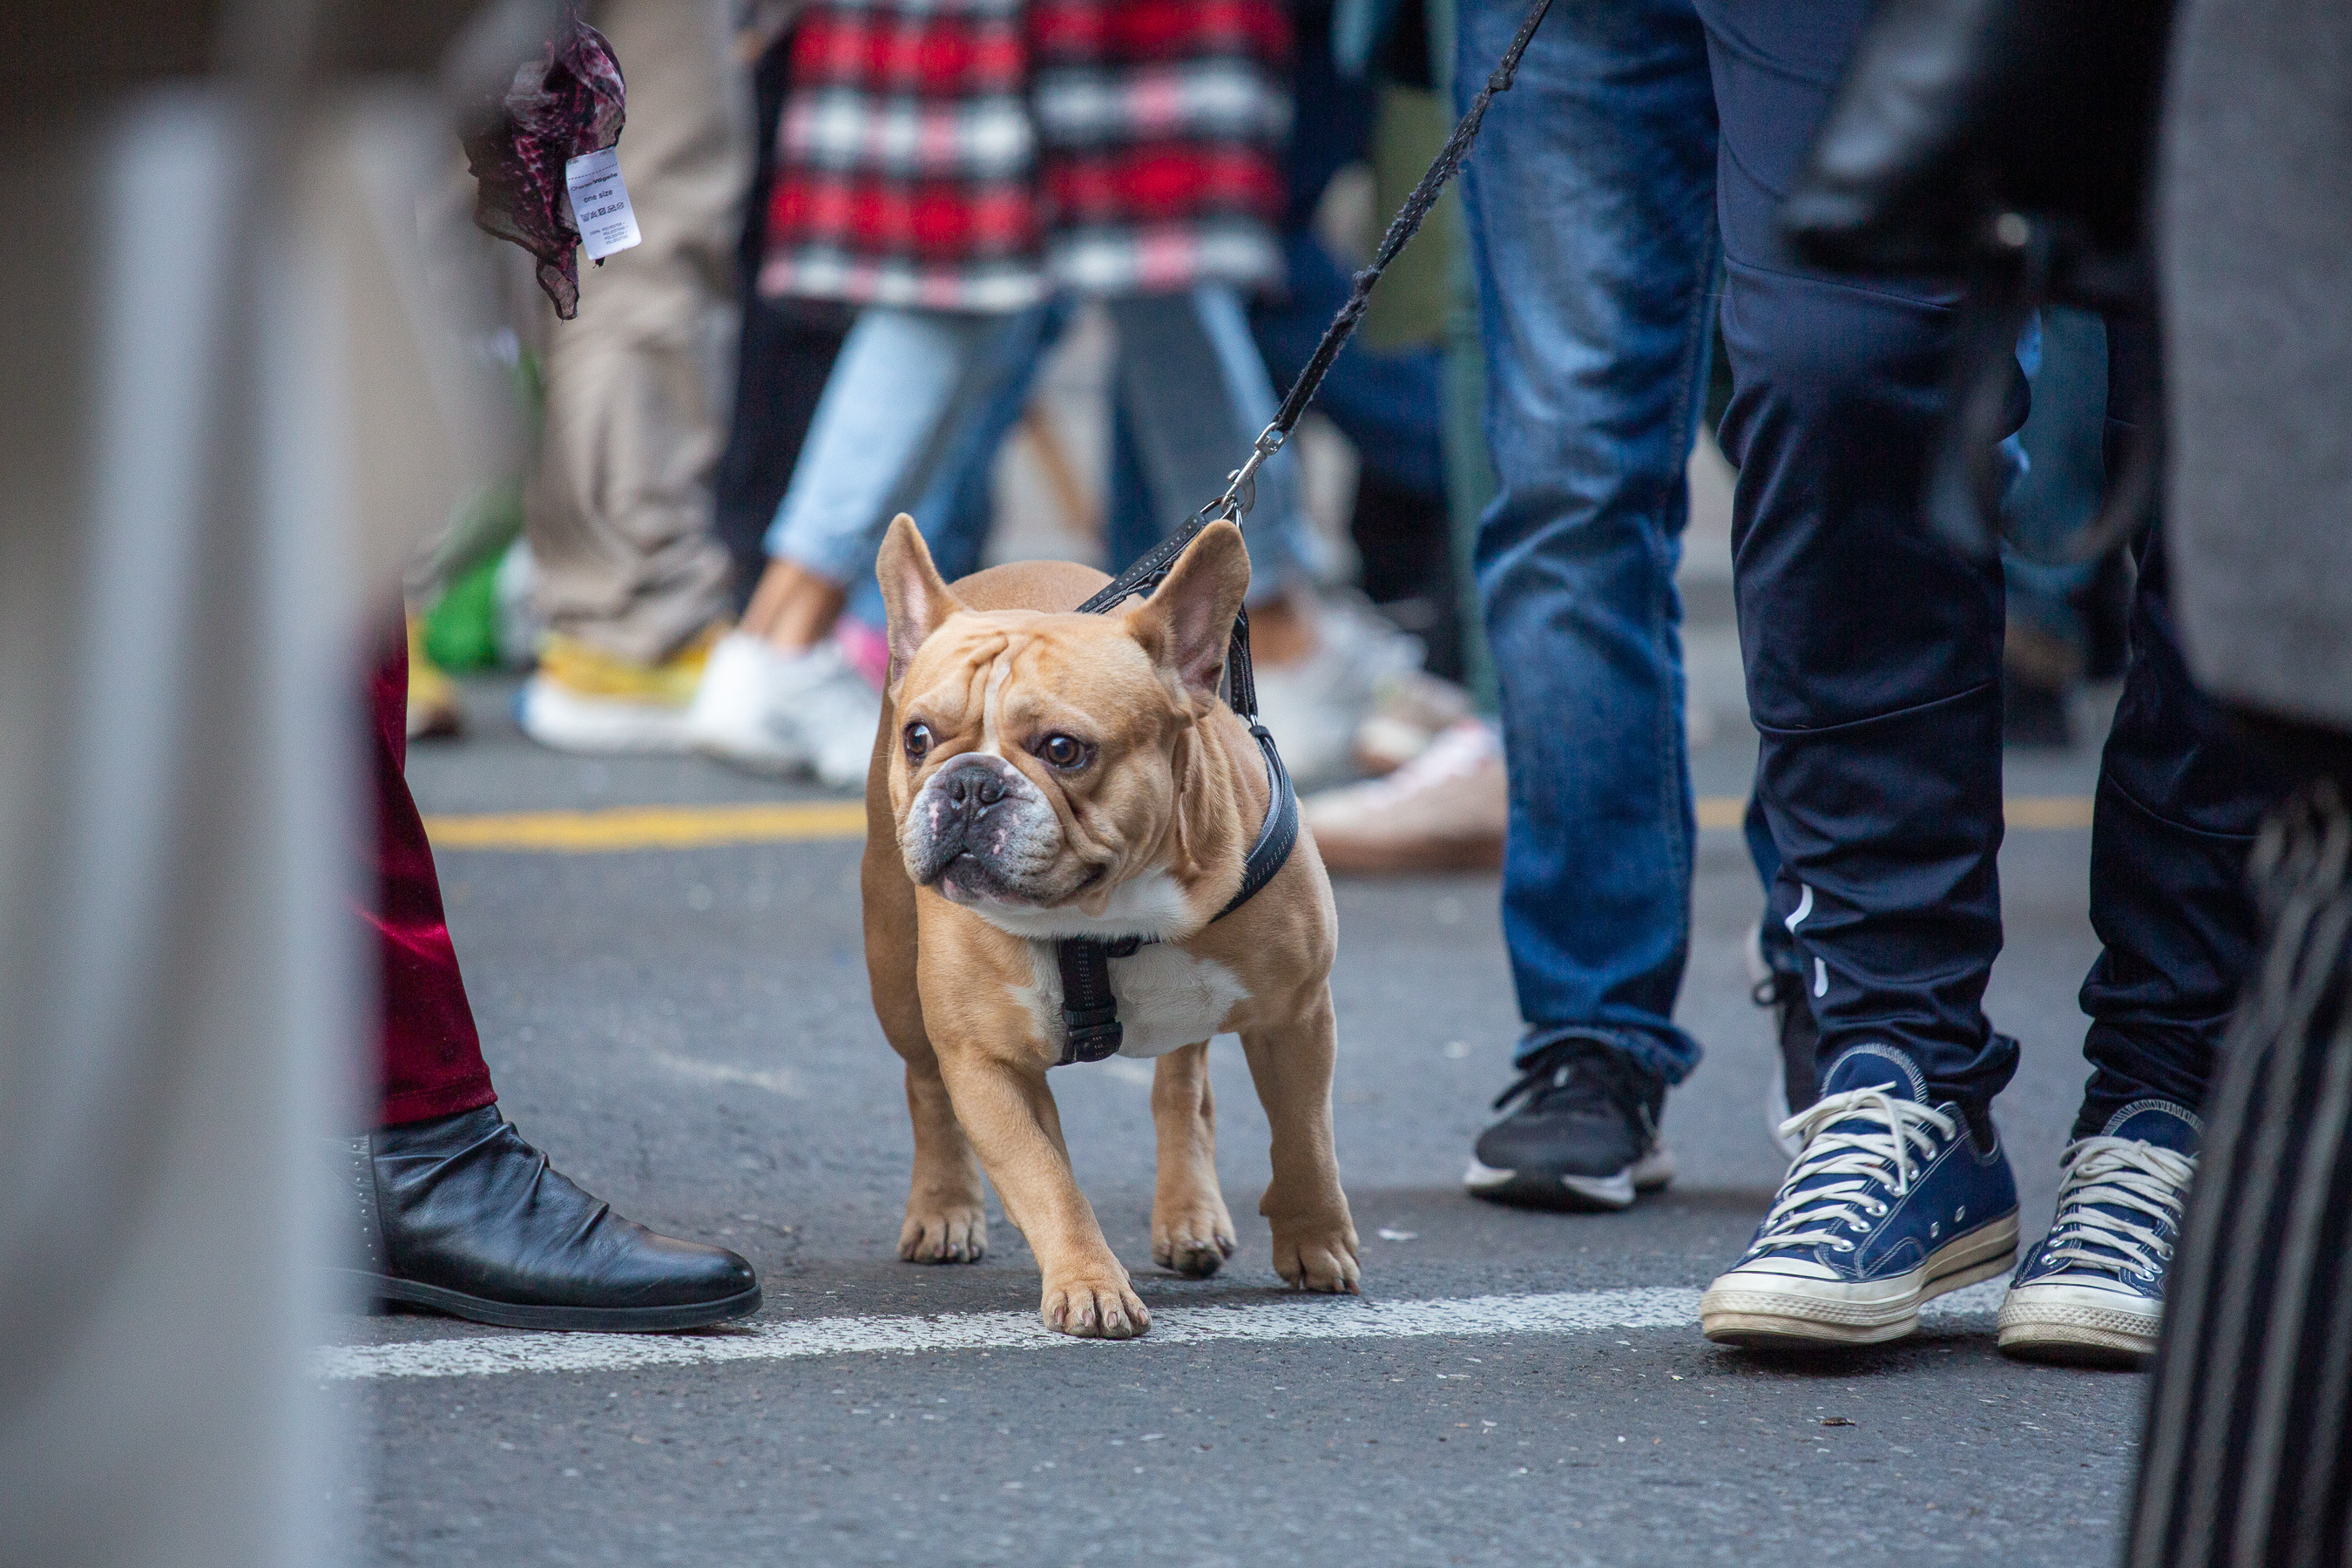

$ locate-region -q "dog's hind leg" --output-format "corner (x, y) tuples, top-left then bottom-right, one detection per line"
(862, 713), (988, 1265)
(1151, 1042), (1237, 1278)
(1240, 990), (1361, 1294)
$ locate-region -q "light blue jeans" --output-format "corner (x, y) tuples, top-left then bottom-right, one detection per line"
(767, 287), (1315, 614)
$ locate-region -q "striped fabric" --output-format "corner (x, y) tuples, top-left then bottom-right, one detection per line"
(2129, 780), (2352, 1567)
(760, 0), (1289, 310)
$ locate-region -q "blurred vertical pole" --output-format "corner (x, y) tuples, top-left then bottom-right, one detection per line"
(0, 82), (354, 1568)
(0, 3), (512, 1559)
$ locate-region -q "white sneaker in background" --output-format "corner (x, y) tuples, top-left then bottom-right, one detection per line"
(1251, 597), (1419, 790)
(794, 642), (886, 788)
(681, 632), (808, 773)
(1301, 719), (1505, 874)
(683, 632), (880, 789)
(1352, 667), (1476, 775)
(517, 628), (716, 754)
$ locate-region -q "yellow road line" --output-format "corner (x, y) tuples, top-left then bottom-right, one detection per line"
(1693, 797), (1745, 832)
(426, 794), (2097, 853)
(423, 801), (867, 852)
(2001, 795), (2099, 829)
(1693, 795), (2094, 831)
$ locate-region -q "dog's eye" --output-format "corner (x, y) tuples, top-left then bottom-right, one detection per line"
(902, 722), (933, 763)
(1036, 733), (1091, 771)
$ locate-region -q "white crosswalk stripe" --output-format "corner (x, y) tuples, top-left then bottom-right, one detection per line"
(314, 1280), (2010, 1382)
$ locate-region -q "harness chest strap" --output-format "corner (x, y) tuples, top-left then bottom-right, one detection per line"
(1054, 723), (1297, 1066)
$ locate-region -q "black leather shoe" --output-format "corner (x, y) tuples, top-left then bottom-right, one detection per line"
(336, 1105), (760, 1332)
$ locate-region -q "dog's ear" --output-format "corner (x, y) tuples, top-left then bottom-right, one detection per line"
(876, 514), (965, 681)
(1124, 520), (1251, 700)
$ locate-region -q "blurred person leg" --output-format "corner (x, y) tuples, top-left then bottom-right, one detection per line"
(832, 337), (1039, 689)
(1999, 308), (2110, 748)
(713, 294), (855, 609)
(1104, 285), (1418, 791)
(1293, 0), (1519, 877)
(1445, 0), (1719, 1213)
(352, 628), (761, 1330)
(403, 608), (467, 740)
(517, 0), (750, 754)
(686, 303), (1060, 786)
(1272, 226), (1498, 862)
(1693, 0), (2026, 1347)
(712, 23), (856, 608)
(1249, 0), (1463, 686)
(2126, 0), (2352, 1549)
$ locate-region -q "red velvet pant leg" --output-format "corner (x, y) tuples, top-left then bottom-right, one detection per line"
(369, 630), (497, 1126)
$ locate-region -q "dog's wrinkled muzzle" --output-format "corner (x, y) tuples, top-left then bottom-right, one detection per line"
(902, 754), (1064, 899)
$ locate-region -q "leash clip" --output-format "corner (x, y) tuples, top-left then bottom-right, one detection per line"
(1202, 421), (1287, 528)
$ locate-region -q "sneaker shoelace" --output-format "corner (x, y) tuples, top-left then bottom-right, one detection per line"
(2037, 1136), (2193, 1278)
(1751, 1087), (1960, 1254)
(1492, 1044), (1652, 1132)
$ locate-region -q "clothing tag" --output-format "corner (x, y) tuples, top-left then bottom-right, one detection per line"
(563, 146), (641, 261)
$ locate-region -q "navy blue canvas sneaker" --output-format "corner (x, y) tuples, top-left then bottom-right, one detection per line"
(1997, 1099), (2199, 1367)
(1701, 1044), (2018, 1348)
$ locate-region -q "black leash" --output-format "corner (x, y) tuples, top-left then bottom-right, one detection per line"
(1052, 0), (1555, 1066)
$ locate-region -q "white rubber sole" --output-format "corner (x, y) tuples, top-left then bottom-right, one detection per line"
(1700, 1213), (2019, 1348)
(1463, 1145), (1677, 1212)
(1996, 1285), (2159, 1366)
(517, 679), (695, 754)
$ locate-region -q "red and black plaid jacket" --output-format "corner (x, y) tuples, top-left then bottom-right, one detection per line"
(760, 0), (1291, 310)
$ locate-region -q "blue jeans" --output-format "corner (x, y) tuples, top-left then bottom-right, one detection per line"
(2002, 308), (2111, 650)
(771, 290), (1315, 613)
(1098, 287), (1319, 598)
(1463, 0), (2280, 1125)
(767, 302), (1062, 591)
(1456, 0), (1720, 1084)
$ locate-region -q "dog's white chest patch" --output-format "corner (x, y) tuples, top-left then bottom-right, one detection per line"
(1013, 942), (1251, 1059)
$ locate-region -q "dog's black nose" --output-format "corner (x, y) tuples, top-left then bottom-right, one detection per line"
(940, 760), (1008, 815)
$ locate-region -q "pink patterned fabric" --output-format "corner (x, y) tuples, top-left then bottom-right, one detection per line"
(463, 16), (628, 319)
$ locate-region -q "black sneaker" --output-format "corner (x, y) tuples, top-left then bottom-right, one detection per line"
(1747, 922), (1821, 1162)
(1463, 1041), (1673, 1211)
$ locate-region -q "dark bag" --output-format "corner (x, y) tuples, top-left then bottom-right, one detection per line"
(1777, 0), (2178, 562)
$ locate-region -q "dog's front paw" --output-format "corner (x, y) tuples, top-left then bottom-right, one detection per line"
(898, 1205), (988, 1264)
(1270, 1217), (1361, 1294)
(1152, 1194), (1238, 1280)
(1041, 1270), (1151, 1339)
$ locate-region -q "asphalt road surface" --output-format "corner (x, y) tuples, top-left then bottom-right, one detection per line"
(340, 662), (2150, 1566)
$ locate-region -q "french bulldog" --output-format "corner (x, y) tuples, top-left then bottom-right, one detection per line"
(860, 514), (1360, 1339)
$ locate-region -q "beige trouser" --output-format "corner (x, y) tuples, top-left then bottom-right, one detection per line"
(526, 0), (749, 666)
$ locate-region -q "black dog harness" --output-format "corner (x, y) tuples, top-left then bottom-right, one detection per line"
(1050, 568), (1300, 1065)
(1043, 0), (1553, 1065)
